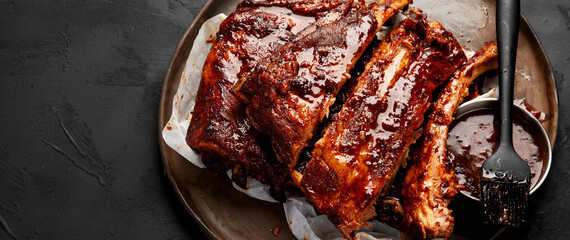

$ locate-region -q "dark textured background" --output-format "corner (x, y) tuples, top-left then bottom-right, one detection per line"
(0, 0), (568, 239)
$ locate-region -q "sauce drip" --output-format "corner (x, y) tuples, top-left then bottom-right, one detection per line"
(447, 108), (543, 198)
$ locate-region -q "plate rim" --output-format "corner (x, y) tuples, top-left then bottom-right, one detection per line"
(158, 0), (219, 239)
(519, 15), (559, 145)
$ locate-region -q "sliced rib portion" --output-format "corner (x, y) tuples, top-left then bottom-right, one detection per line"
(299, 14), (467, 238)
(237, 0), (411, 174)
(401, 41), (498, 239)
(187, 0), (352, 191)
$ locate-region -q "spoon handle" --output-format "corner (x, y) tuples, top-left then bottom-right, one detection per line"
(497, 0), (520, 148)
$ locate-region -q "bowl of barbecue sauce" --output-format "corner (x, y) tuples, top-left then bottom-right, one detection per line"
(447, 98), (552, 201)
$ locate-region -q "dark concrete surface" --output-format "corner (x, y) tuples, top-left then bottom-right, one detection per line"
(0, 0), (568, 239)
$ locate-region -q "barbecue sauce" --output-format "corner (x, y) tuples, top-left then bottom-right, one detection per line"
(447, 108), (544, 198)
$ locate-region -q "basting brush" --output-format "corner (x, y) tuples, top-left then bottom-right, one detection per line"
(479, 0), (531, 227)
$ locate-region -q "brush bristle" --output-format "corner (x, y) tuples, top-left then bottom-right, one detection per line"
(480, 181), (530, 227)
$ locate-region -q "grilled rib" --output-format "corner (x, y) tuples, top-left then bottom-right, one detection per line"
(236, 0), (411, 175)
(187, 0), (352, 191)
(299, 14), (467, 238)
(401, 41), (498, 239)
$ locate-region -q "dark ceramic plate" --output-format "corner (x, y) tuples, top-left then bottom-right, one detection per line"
(158, 0), (558, 239)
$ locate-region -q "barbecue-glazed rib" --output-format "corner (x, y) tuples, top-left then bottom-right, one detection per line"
(299, 14), (467, 238)
(401, 42), (498, 239)
(187, 0), (352, 191)
(236, 0), (411, 175)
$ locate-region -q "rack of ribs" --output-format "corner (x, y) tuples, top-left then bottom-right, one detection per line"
(236, 0), (411, 176)
(401, 41), (498, 239)
(298, 14), (468, 237)
(187, 0), (353, 192)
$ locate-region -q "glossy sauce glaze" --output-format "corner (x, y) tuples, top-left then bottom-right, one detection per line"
(398, 42), (498, 239)
(187, 2), (343, 192)
(447, 108), (544, 198)
(299, 14), (466, 235)
(237, 4), (384, 170)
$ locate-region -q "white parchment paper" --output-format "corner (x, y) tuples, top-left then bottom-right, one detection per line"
(162, 14), (226, 169)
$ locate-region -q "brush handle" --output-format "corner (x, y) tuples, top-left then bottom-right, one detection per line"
(497, 0), (520, 148)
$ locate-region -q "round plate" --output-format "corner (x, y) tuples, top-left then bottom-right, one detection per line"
(158, 0), (558, 239)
